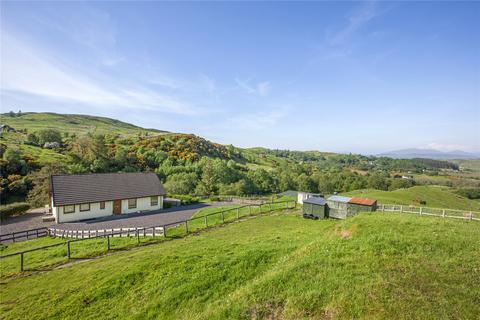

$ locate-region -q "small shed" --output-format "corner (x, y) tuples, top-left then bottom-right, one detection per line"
(347, 197), (377, 215)
(326, 195), (352, 219)
(302, 197), (327, 219)
(297, 191), (322, 204)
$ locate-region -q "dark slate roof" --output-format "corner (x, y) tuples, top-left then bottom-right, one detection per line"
(303, 197), (327, 205)
(50, 172), (165, 206)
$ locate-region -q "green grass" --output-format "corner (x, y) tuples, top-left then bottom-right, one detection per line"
(343, 185), (480, 211)
(166, 201), (294, 237)
(1, 211), (479, 319)
(0, 202), (294, 277)
(1, 112), (165, 136)
(0, 236), (166, 278)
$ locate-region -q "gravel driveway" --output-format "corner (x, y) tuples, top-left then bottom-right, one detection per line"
(0, 202), (230, 235)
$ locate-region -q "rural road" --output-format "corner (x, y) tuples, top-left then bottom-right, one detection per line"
(0, 202), (230, 235)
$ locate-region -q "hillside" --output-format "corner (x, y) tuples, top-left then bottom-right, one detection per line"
(379, 148), (480, 160)
(1, 112), (165, 136)
(1, 212), (479, 319)
(343, 185), (480, 211)
(1, 112), (475, 208)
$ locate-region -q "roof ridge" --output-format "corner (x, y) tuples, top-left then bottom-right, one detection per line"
(51, 171), (156, 177)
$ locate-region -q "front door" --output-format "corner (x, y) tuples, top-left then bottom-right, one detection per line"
(113, 200), (122, 215)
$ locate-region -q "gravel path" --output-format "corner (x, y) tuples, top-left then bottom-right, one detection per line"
(0, 202), (230, 234)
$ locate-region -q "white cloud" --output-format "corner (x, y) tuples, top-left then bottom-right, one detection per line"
(422, 143), (478, 153)
(0, 31), (196, 114)
(43, 3), (125, 67)
(327, 1), (379, 47)
(227, 107), (289, 130)
(234, 78), (271, 96)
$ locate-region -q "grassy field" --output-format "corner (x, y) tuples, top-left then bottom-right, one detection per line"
(0, 202), (294, 276)
(1, 211), (479, 319)
(343, 185), (480, 211)
(1, 112), (164, 136)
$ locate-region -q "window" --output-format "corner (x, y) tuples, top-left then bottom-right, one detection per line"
(100, 202), (105, 210)
(64, 205), (75, 214)
(128, 198), (137, 209)
(150, 196), (158, 206)
(80, 203), (90, 212)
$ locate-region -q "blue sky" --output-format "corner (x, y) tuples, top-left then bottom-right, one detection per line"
(1, 1), (479, 154)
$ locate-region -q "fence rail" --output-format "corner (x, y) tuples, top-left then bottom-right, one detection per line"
(377, 204), (479, 221)
(0, 200), (296, 273)
(0, 227), (49, 243)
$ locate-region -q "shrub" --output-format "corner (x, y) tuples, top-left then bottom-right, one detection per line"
(163, 202), (173, 209)
(167, 194), (200, 205)
(209, 196), (221, 202)
(0, 202), (31, 220)
(455, 188), (480, 200)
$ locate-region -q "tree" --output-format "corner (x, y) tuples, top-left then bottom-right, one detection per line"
(37, 129), (62, 145)
(27, 163), (65, 207)
(295, 173), (317, 193)
(367, 173), (390, 191)
(164, 172), (198, 194)
(26, 133), (39, 145)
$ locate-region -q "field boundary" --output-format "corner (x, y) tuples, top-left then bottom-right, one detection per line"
(0, 227), (49, 243)
(0, 200), (296, 273)
(377, 203), (479, 221)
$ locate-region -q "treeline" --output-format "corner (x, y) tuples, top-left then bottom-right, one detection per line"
(1, 128), (459, 208)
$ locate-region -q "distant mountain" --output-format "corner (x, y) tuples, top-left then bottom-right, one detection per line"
(379, 148), (480, 160)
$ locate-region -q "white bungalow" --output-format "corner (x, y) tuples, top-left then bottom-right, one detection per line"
(50, 172), (165, 223)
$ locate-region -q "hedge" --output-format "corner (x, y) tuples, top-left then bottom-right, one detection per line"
(167, 194), (200, 205)
(0, 202), (31, 220)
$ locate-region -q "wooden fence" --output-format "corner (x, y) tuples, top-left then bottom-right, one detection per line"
(0, 227), (49, 243)
(377, 204), (479, 221)
(0, 200), (296, 273)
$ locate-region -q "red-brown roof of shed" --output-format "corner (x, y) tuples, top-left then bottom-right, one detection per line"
(348, 197), (377, 206)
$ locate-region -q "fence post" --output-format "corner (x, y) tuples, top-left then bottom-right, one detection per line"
(20, 253), (24, 272)
(400, 205), (403, 212)
(269, 203), (272, 212)
(236, 208), (239, 219)
(67, 241), (71, 259)
(185, 221), (189, 234)
(163, 226), (167, 238)
(107, 236), (111, 251)
(420, 207), (423, 215)
(470, 211), (473, 221)
(204, 216), (208, 227)
(12, 233), (15, 243)
(442, 209), (446, 218)
(249, 206), (252, 215)
(221, 211), (224, 223)
(137, 230), (140, 244)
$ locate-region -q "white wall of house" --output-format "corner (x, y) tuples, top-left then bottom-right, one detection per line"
(121, 196), (163, 214)
(55, 201), (114, 223)
(53, 196), (163, 223)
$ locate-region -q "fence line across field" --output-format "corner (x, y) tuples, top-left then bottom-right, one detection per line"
(377, 204), (479, 221)
(0, 200), (296, 273)
(0, 227), (49, 243)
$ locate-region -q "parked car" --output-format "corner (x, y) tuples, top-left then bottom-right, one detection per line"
(303, 213), (320, 220)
